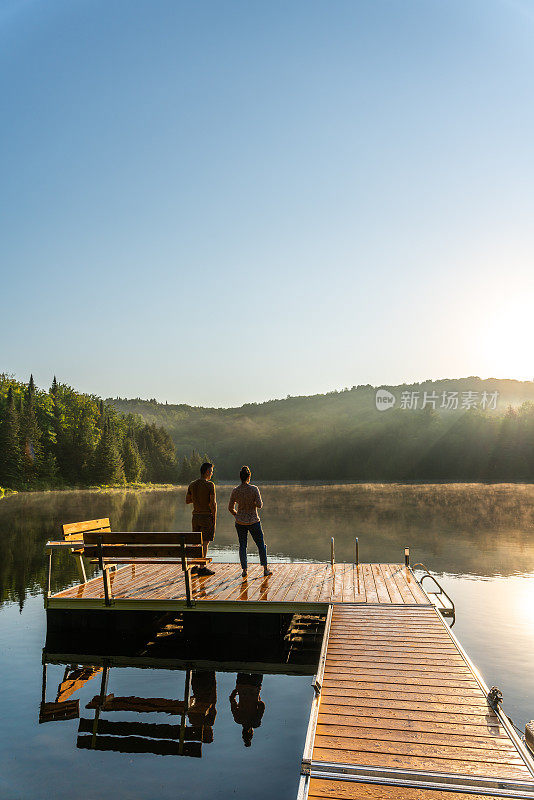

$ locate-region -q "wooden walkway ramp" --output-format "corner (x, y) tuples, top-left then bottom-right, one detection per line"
(300, 604), (534, 800)
(48, 562), (428, 611)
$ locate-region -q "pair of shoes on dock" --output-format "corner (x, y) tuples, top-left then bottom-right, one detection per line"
(192, 566), (215, 576)
(241, 567), (273, 578)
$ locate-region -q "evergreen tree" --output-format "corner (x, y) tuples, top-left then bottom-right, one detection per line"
(178, 450), (210, 483)
(123, 434), (144, 482)
(50, 376), (58, 396)
(178, 453), (191, 484)
(97, 398), (105, 431)
(92, 421), (125, 484)
(19, 384), (42, 484)
(137, 423), (178, 482)
(0, 388), (22, 487)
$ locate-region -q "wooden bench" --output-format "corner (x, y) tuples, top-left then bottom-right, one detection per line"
(45, 518), (208, 607)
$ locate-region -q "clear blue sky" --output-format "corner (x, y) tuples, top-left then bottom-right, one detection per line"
(2, 0), (533, 406)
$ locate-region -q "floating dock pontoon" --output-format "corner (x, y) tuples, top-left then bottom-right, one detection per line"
(44, 539), (534, 799)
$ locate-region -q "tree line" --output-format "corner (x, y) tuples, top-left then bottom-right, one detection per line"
(3, 374), (534, 487)
(0, 375), (210, 491)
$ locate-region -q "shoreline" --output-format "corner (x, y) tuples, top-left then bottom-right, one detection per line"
(2, 479), (534, 501)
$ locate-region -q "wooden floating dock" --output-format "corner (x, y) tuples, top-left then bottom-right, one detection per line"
(46, 560), (534, 797)
(47, 561), (428, 612)
(300, 603), (534, 800)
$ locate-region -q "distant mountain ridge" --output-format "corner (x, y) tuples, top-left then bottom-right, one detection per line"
(107, 378), (534, 482)
(108, 377), (534, 417)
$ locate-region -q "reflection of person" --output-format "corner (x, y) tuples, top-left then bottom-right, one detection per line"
(188, 670), (217, 742)
(228, 466), (272, 579)
(186, 462), (216, 576)
(229, 673), (265, 747)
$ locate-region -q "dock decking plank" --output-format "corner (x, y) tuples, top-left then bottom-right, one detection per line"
(371, 563), (392, 603)
(379, 564), (404, 603)
(282, 563), (320, 603)
(360, 564), (378, 602)
(312, 748), (530, 779)
(315, 713), (506, 737)
(296, 564), (331, 604)
(388, 565), (419, 603)
(307, 778), (513, 800)
(314, 723), (522, 753)
(257, 562), (295, 601)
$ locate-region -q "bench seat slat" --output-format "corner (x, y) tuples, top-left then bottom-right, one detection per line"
(82, 546), (203, 559)
(89, 558), (211, 565)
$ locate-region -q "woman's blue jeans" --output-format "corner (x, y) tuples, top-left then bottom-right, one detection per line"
(235, 521), (267, 569)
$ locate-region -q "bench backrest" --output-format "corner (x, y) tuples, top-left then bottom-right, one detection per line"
(82, 530), (203, 560)
(61, 520), (203, 561)
(63, 518), (111, 545)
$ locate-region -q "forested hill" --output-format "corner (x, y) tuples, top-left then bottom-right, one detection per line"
(108, 378), (534, 482)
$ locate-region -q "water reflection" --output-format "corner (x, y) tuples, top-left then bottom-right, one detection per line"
(41, 663), (240, 758)
(189, 671), (217, 747)
(79, 667), (207, 757)
(40, 614), (321, 766)
(230, 673), (265, 747)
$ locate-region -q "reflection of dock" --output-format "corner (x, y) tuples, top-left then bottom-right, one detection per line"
(40, 662), (214, 759)
(47, 561), (428, 612)
(79, 668), (206, 757)
(39, 612), (324, 760)
(44, 652), (319, 676)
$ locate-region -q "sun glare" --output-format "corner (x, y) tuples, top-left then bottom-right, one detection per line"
(474, 296), (533, 381)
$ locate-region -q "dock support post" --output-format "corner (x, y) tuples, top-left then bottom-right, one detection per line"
(91, 664), (109, 748)
(185, 567), (193, 607)
(41, 662), (47, 704)
(45, 549), (52, 608)
(180, 533), (193, 608)
(405, 547), (410, 567)
(179, 668), (191, 755)
(102, 567), (112, 606)
(74, 552), (87, 584)
(97, 536), (112, 606)
(355, 537), (359, 567)
(330, 537), (335, 568)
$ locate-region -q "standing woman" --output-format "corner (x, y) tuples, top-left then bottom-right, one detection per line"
(228, 466), (272, 578)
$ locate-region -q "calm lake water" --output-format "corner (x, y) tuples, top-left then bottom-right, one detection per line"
(1, 483), (534, 800)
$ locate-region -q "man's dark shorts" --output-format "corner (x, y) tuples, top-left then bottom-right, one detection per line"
(192, 512), (215, 542)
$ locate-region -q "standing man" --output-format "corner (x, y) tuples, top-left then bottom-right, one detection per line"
(186, 462), (216, 576)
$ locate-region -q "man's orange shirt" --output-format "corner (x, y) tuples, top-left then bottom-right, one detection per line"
(187, 478), (215, 513)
